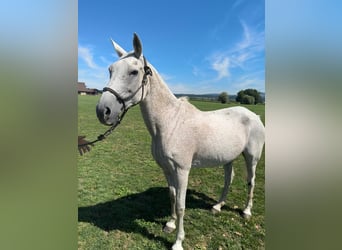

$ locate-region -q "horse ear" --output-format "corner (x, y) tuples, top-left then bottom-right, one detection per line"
(111, 38), (127, 58)
(133, 33), (142, 58)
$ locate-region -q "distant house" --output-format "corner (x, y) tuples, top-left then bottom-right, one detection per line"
(78, 82), (100, 95)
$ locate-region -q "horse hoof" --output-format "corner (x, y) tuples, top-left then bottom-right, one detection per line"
(242, 212), (252, 220)
(163, 225), (175, 233)
(211, 206), (221, 214)
(172, 243), (183, 250)
(163, 221), (176, 233)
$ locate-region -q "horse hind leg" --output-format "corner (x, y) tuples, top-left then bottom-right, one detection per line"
(242, 150), (259, 219)
(212, 162), (234, 214)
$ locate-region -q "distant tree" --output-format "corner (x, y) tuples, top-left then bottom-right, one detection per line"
(244, 89), (262, 104)
(241, 95), (255, 104)
(218, 92), (229, 104)
(236, 90), (245, 103)
(235, 89), (262, 104)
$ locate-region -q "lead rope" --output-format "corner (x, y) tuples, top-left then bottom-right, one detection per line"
(78, 56), (152, 155)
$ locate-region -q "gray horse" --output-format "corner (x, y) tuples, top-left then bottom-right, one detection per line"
(96, 33), (265, 250)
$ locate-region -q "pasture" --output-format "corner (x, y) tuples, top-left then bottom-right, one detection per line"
(78, 95), (265, 249)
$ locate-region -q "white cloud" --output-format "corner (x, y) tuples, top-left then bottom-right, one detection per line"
(232, 0), (244, 9)
(237, 21), (252, 50)
(207, 21), (264, 83)
(236, 52), (250, 64)
(78, 45), (110, 89)
(99, 56), (113, 66)
(231, 21), (264, 66)
(211, 56), (230, 79)
(78, 45), (99, 69)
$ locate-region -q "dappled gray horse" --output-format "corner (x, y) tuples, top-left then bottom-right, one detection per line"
(96, 33), (265, 250)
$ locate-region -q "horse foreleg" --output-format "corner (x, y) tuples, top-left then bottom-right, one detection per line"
(162, 169), (177, 233)
(164, 185), (177, 233)
(172, 168), (190, 250)
(212, 162), (234, 213)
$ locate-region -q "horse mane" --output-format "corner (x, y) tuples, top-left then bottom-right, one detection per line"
(178, 96), (189, 102)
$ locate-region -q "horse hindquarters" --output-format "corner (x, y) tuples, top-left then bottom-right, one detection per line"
(242, 121), (265, 218)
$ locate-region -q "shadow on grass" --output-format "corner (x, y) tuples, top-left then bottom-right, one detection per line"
(78, 187), (220, 248)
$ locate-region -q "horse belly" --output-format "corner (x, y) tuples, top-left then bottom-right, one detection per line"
(191, 147), (242, 168)
(191, 127), (247, 168)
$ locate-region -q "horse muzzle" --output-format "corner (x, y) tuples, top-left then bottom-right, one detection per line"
(96, 92), (123, 126)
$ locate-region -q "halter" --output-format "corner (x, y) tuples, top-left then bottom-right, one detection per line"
(102, 56), (152, 122)
(78, 56), (152, 152)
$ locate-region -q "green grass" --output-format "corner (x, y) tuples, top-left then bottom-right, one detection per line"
(78, 95), (265, 249)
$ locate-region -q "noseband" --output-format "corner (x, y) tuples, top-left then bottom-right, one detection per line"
(78, 56), (152, 152)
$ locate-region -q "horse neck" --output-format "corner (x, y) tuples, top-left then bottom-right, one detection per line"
(140, 67), (179, 137)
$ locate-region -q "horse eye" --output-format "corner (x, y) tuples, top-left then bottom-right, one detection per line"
(130, 70), (138, 76)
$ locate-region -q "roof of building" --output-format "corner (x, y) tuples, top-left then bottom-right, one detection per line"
(77, 82), (88, 92)
(78, 82), (99, 93)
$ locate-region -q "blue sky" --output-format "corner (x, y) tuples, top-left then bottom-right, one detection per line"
(78, 0), (264, 95)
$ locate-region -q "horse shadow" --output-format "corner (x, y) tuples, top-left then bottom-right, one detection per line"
(78, 187), (224, 248)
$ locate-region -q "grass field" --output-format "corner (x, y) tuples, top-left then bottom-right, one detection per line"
(78, 95), (265, 249)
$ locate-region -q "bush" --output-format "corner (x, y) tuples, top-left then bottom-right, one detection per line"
(236, 89), (262, 104)
(218, 92), (229, 104)
(241, 95), (255, 104)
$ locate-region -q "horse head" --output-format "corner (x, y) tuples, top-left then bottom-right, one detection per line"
(96, 33), (150, 126)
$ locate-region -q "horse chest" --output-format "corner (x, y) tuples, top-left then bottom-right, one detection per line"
(151, 135), (194, 169)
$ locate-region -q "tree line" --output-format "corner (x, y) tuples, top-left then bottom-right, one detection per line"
(218, 89), (264, 104)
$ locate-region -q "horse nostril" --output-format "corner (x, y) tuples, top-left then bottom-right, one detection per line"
(105, 107), (111, 116)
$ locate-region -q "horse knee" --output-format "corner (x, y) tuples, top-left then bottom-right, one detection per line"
(176, 208), (185, 217)
(169, 187), (176, 200)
